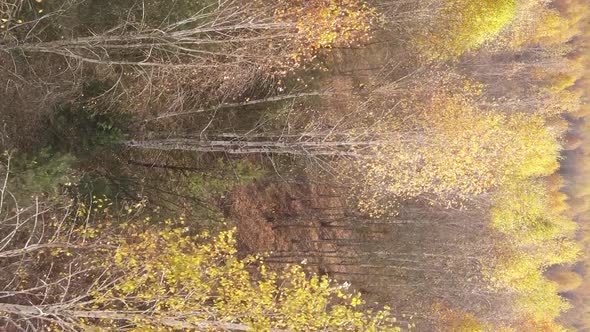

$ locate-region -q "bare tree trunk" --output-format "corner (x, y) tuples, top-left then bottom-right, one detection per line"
(1, 1), (294, 68)
(0, 303), (258, 331)
(142, 92), (325, 122)
(125, 138), (371, 157)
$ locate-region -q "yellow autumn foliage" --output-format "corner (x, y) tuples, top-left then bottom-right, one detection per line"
(276, 0), (379, 66)
(88, 225), (399, 331)
(348, 77), (560, 217)
(415, 0), (517, 60)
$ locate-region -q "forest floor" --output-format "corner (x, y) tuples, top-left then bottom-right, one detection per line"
(3, 0), (584, 328)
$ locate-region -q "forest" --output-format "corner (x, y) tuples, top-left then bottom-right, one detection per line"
(0, 0), (589, 331)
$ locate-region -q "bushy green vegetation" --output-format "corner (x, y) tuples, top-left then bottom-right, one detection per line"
(4, 149), (77, 202)
(189, 159), (266, 197)
(48, 81), (129, 156)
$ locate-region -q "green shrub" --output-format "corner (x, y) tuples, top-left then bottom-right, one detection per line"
(5, 149), (77, 202)
(189, 159), (266, 197)
(48, 81), (129, 157)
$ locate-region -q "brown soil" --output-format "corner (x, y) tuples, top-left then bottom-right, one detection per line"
(225, 178), (352, 260)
